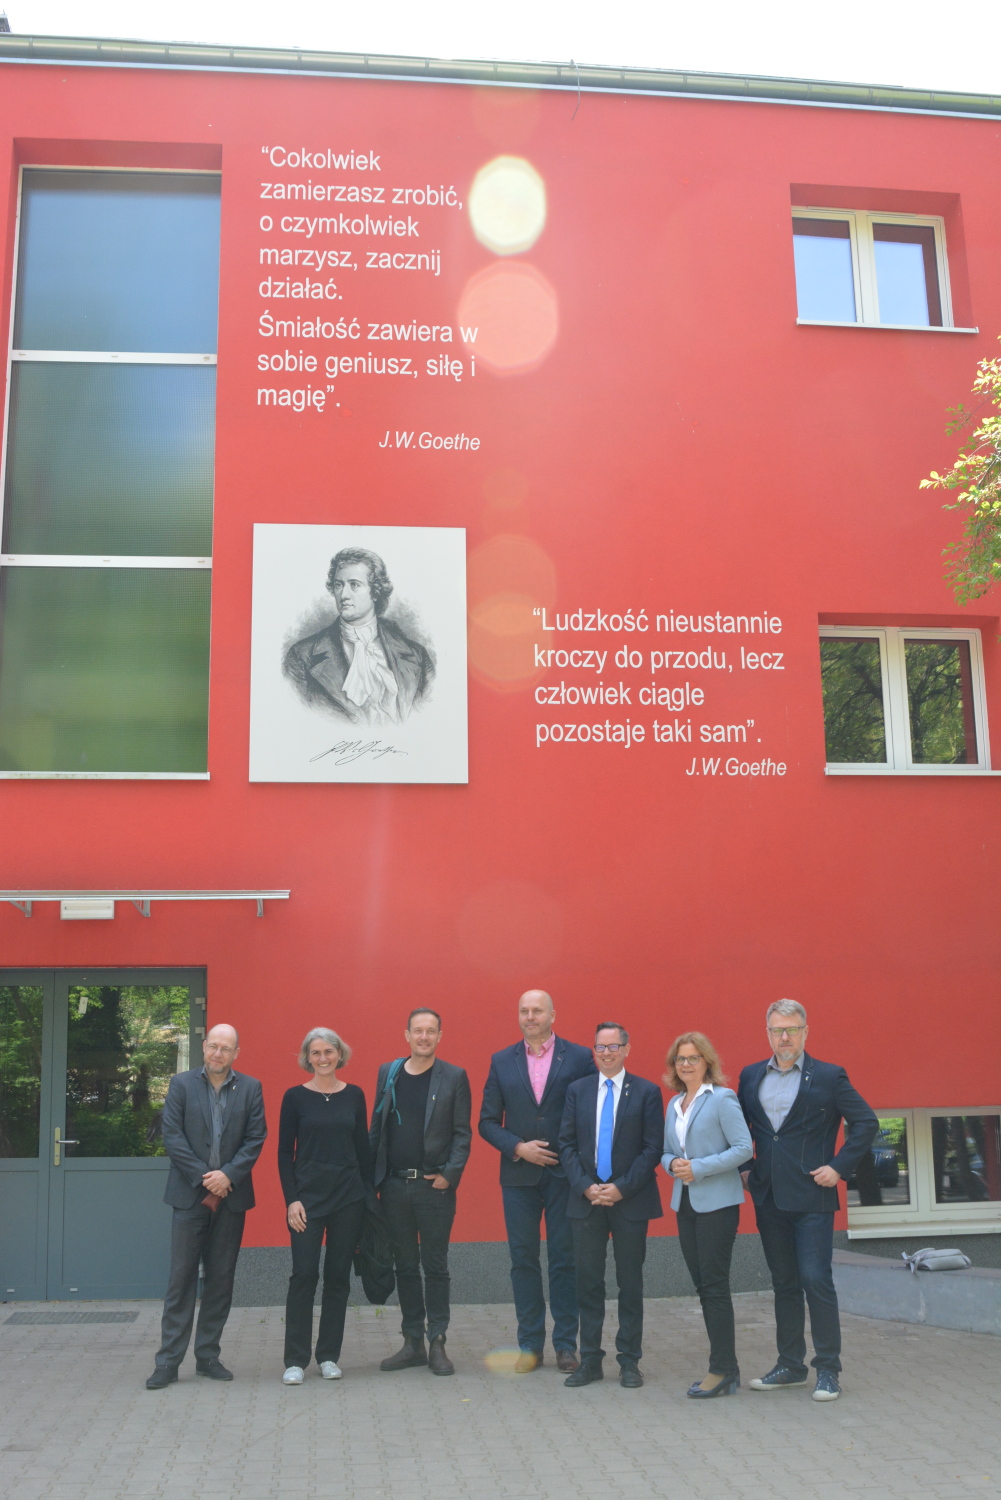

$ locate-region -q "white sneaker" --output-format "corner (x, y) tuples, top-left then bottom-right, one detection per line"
(282, 1366), (304, 1385)
(319, 1361), (342, 1380)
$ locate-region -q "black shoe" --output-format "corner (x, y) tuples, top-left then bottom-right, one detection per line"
(146, 1365), (178, 1390)
(428, 1335), (454, 1376)
(619, 1362), (644, 1388)
(748, 1363), (809, 1392)
(688, 1371), (740, 1399)
(380, 1336), (428, 1372)
(564, 1360), (603, 1387)
(555, 1349), (579, 1375)
(195, 1359), (233, 1381)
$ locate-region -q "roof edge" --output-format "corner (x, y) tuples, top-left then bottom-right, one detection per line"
(1, 32), (1000, 116)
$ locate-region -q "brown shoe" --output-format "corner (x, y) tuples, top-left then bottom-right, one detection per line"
(427, 1335), (454, 1376)
(556, 1349), (579, 1374)
(380, 1336), (427, 1371)
(514, 1350), (542, 1374)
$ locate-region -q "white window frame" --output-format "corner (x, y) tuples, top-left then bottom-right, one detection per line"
(820, 625), (995, 775)
(792, 207), (976, 333)
(848, 1107), (1001, 1238)
(0, 164), (218, 780)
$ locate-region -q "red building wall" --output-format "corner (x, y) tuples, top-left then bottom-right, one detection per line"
(0, 58), (998, 1249)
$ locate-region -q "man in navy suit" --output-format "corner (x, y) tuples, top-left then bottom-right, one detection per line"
(479, 990), (595, 1374)
(558, 1022), (664, 1389)
(738, 999), (877, 1402)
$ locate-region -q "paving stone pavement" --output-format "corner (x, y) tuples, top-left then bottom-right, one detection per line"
(1, 1293), (998, 1500)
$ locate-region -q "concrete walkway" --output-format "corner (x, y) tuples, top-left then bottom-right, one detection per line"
(1, 1294), (998, 1500)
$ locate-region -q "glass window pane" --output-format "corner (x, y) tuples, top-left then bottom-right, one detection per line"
(820, 637), (887, 763)
(793, 219), (857, 322)
(14, 171), (220, 353)
(65, 986), (191, 1158)
(872, 223), (942, 327)
(904, 639), (978, 764)
(0, 567), (210, 774)
(932, 1116), (1001, 1204)
(3, 363), (215, 556)
(0, 985), (44, 1158)
(847, 1116), (910, 1207)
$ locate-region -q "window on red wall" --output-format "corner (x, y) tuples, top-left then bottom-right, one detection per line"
(0, 168), (220, 778)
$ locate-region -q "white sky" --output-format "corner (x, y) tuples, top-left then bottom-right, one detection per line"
(4, 0), (1001, 98)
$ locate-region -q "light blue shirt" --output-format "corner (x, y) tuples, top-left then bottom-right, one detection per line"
(758, 1054), (803, 1131)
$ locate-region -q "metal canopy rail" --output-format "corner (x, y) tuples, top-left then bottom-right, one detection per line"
(1, 890), (290, 918)
(0, 33), (1000, 120)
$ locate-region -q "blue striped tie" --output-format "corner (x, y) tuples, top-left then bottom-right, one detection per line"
(597, 1077), (615, 1182)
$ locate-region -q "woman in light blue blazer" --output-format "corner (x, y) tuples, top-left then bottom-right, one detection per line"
(662, 1031), (753, 1399)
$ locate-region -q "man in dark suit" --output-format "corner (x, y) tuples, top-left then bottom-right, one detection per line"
(558, 1022), (664, 1389)
(283, 546), (433, 725)
(737, 999), (877, 1402)
(478, 989), (596, 1374)
(146, 1024), (267, 1389)
(370, 1008), (472, 1376)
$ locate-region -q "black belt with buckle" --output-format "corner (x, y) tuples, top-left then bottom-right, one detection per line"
(390, 1168), (422, 1179)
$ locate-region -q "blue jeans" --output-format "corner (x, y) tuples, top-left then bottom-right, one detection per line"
(754, 1191), (841, 1374)
(502, 1172), (579, 1354)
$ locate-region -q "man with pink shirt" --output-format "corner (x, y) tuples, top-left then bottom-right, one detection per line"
(479, 991), (596, 1373)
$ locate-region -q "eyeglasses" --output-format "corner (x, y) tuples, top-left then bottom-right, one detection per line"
(594, 1043), (624, 1054)
(767, 1026), (805, 1037)
(674, 1055), (703, 1067)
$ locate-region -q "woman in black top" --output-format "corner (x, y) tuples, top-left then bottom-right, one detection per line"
(279, 1027), (371, 1383)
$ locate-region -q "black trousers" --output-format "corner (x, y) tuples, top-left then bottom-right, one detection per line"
(155, 1201), (245, 1369)
(571, 1205), (648, 1368)
(676, 1188), (740, 1377)
(284, 1198), (365, 1369)
(380, 1176), (456, 1342)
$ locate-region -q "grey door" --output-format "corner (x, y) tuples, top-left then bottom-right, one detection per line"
(0, 969), (204, 1300)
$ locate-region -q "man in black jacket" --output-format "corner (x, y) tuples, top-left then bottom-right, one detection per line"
(478, 989), (595, 1374)
(558, 1022), (664, 1389)
(146, 1025), (267, 1389)
(370, 1008), (472, 1375)
(738, 999), (878, 1402)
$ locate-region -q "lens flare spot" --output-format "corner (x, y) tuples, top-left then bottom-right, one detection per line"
(458, 262), (558, 376)
(483, 1348), (525, 1377)
(467, 534), (555, 691)
(468, 155), (547, 256)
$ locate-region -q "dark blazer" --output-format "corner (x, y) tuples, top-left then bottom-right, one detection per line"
(284, 615), (434, 723)
(558, 1072), (664, 1222)
(161, 1067), (267, 1212)
(478, 1036), (596, 1186)
(370, 1056), (472, 1190)
(737, 1052), (878, 1213)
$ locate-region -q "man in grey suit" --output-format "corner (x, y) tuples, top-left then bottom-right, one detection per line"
(146, 1025), (267, 1389)
(370, 1008), (472, 1376)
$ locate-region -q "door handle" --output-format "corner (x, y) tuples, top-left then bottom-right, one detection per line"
(53, 1128), (79, 1165)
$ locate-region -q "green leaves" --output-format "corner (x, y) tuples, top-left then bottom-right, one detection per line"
(922, 341), (1001, 605)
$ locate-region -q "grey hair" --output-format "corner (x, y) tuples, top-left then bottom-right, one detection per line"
(766, 999), (808, 1025)
(298, 1027), (352, 1071)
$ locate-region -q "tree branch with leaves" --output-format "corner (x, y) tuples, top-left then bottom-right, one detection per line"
(921, 340), (1001, 605)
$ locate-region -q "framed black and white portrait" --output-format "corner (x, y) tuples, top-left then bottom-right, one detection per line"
(249, 524), (467, 782)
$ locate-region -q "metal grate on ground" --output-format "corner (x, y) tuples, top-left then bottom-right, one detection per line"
(3, 1311), (139, 1325)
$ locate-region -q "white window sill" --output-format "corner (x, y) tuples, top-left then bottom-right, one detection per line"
(0, 772), (210, 780)
(797, 319), (979, 333)
(848, 1221), (1001, 1239)
(825, 765), (1001, 776)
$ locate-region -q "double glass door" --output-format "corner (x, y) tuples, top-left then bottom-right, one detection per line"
(0, 969), (204, 1299)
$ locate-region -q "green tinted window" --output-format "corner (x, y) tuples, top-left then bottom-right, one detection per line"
(0, 985), (43, 1158)
(820, 637), (887, 763)
(905, 639), (978, 764)
(3, 363), (215, 556)
(14, 172), (220, 353)
(0, 568), (210, 774)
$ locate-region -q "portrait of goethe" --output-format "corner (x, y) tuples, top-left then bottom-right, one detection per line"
(249, 524), (467, 785)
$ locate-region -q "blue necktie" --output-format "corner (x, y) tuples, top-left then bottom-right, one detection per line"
(597, 1078), (615, 1182)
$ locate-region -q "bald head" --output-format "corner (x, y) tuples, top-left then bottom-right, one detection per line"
(203, 1024), (239, 1079)
(518, 990), (555, 1048)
